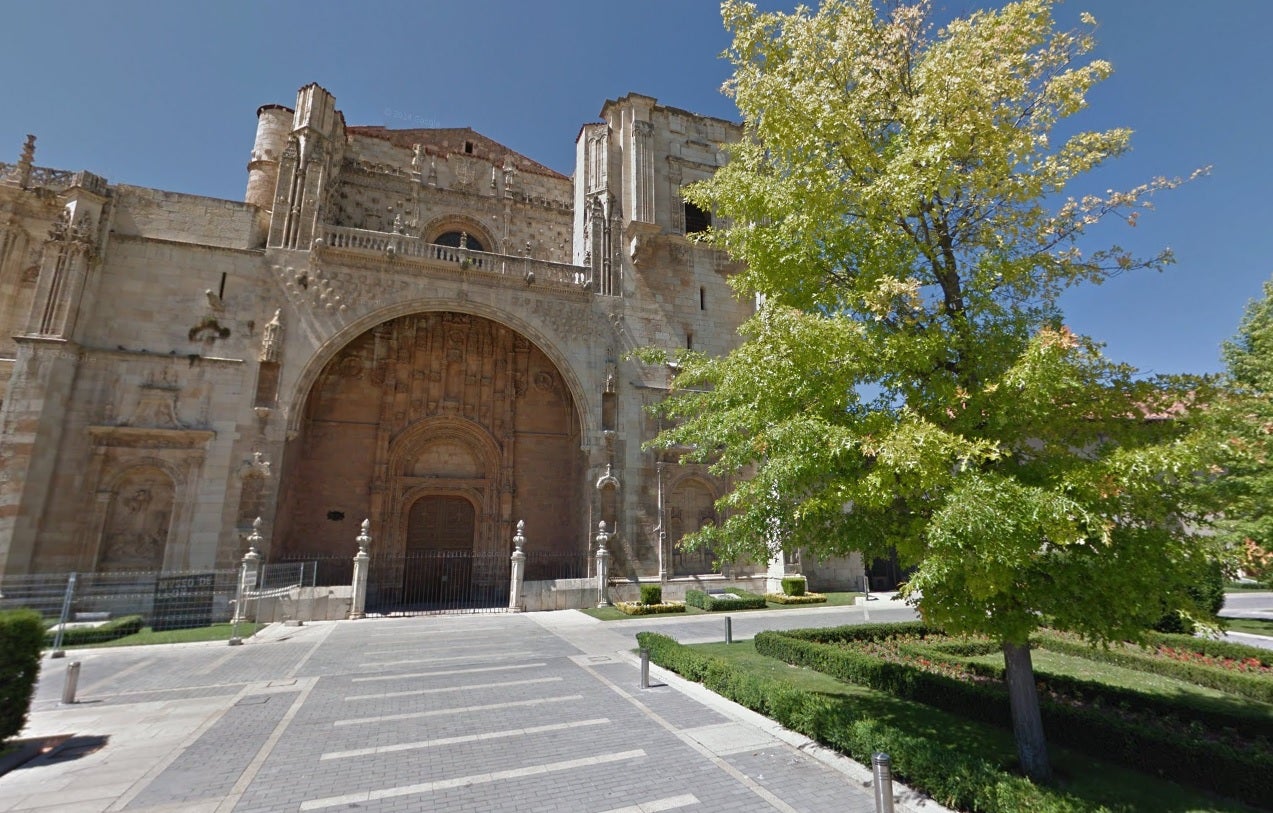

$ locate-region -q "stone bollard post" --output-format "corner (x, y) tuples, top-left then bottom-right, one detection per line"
(872, 752), (895, 813)
(233, 518), (263, 624)
(348, 519), (371, 620)
(595, 521), (611, 608)
(61, 661), (81, 705)
(508, 520), (527, 612)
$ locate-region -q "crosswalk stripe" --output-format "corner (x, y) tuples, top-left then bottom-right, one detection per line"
(299, 749), (646, 811)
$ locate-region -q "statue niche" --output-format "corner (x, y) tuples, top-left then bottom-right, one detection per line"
(98, 467), (175, 571)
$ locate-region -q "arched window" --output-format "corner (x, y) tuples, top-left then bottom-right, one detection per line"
(432, 231), (485, 253)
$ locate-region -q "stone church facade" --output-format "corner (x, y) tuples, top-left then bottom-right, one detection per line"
(0, 84), (863, 596)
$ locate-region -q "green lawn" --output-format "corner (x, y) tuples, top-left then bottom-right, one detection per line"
(579, 591), (862, 621)
(690, 640), (1259, 812)
(54, 622), (267, 649)
(1225, 582), (1272, 592)
(963, 648), (1273, 726)
(1222, 616), (1273, 637)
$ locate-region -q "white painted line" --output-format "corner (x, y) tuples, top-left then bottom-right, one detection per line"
(595, 794), (700, 813)
(345, 675), (561, 701)
(321, 717), (609, 760)
(368, 625), (505, 637)
(300, 749), (646, 811)
(333, 694), (583, 726)
(361, 650), (533, 667)
(213, 678), (320, 813)
(351, 662), (546, 683)
(363, 640), (506, 656)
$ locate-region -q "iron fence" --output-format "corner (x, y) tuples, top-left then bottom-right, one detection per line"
(366, 551), (511, 615)
(276, 554), (353, 587)
(524, 551), (592, 581)
(0, 569), (240, 634)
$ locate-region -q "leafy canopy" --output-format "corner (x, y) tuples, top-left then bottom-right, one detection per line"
(1215, 279), (1273, 583)
(645, 0), (1217, 645)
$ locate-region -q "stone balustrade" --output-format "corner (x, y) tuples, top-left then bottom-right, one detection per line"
(317, 224), (593, 291)
(0, 163), (103, 192)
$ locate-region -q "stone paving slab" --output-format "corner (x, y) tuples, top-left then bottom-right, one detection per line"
(4, 607), (941, 813)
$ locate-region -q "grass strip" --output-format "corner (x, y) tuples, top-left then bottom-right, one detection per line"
(756, 626), (1273, 807)
(1223, 617), (1273, 637)
(639, 633), (1254, 812)
(56, 622), (267, 649)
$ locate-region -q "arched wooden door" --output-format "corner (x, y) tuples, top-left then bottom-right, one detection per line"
(407, 495), (476, 553)
(402, 495), (476, 608)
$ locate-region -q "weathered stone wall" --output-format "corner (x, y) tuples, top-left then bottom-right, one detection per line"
(0, 84), (770, 590)
(110, 186), (258, 249)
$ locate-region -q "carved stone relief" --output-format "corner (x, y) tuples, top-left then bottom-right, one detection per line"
(98, 467), (174, 571)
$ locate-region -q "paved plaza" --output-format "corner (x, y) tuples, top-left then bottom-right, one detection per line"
(2, 602), (940, 813)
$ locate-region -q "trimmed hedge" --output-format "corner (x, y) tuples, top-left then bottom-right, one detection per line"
(1148, 630), (1273, 667)
(45, 615), (144, 647)
(756, 627), (1273, 807)
(639, 584), (663, 605)
(765, 592), (828, 605)
(1038, 631), (1273, 705)
(781, 576), (806, 596)
(636, 631), (1089, 813)
(776, 620), (938, 642)
(614, 601), (685, 616)
(1, 610), (45, 742)
(944, 643), (1273, 744)
(684, 588), (768, 612)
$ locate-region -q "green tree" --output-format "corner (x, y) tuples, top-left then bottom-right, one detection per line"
(1218, 279), (1273, 587)
(645, 0), (1217, 783)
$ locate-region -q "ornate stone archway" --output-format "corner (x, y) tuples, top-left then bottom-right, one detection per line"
(274, 311), (584, 560)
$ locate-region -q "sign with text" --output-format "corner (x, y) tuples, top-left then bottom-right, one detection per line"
(152, 572), (217, 631)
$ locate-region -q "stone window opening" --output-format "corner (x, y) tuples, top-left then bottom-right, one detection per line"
(699, 286), (706, 311)
(464, 141), (474, 155)
(602, 391), (616, 431)
(684, 201), (711, 235)
(686, 332), (693, 351)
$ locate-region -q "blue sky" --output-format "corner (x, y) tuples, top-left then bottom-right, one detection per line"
(2, 1), (1269, 376)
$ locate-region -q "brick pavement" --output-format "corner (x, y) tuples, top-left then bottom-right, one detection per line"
(2, 604), (938, 813)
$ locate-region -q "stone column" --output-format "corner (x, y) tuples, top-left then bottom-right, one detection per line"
(349, 519), (371, 620)
(508, 520), (526, 612)
(234, 518), (263, 623)
(595, 521), (611, 608)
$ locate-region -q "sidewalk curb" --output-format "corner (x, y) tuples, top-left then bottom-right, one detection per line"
(612, 647), (952, 813)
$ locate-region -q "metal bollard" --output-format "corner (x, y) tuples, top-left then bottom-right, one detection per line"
(724, 616), (733, 644)
(639, 648), (650, 689)
(62, 661), (81, 705)
(872, 752), (895, 813)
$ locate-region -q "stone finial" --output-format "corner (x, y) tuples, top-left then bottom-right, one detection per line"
(259, 309), (282, 363)
(246, 517), (263, 558)
(411, 143), (424, 174)
(17, 134), (35, 188)
(356, 519), (372, 555)
(596, 464), (619, 491)
(513, 519), (526, 553)
(596, 520), (610, 552)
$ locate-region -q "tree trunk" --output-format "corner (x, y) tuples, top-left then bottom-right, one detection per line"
(1003, 640), (1052, 783)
